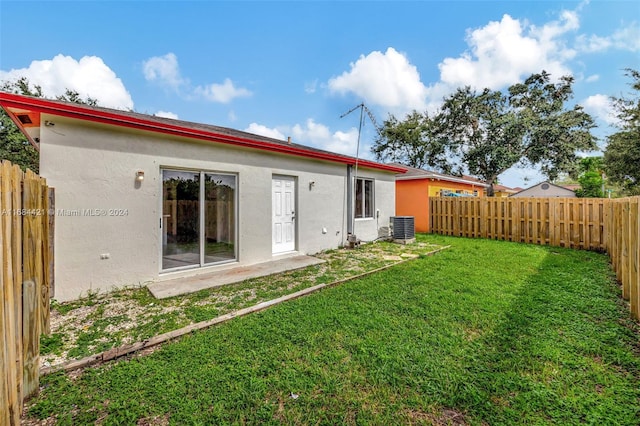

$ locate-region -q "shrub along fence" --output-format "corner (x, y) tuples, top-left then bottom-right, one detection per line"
(430, 196), (640, 320)
(0, 160), (54, 425)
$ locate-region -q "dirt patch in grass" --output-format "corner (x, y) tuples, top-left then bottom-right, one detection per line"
(42, 238), (445, 367)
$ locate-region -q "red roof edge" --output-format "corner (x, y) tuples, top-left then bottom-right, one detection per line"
(0, 92), (406, 174)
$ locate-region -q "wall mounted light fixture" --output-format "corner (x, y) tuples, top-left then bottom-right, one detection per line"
(309, 180), (316, 190)
(44, 120), (55, 127)
(136, 170), (145, 182)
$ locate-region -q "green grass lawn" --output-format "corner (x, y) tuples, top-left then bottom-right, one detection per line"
(27, 235), (640, 425)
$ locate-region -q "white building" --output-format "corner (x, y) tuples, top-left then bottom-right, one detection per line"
(0, 93), (404, 301)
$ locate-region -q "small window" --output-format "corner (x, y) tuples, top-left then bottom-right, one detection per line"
(541, 183), (550, 190)
(17, 114), (32, 124)
(355, 178), (374, 219)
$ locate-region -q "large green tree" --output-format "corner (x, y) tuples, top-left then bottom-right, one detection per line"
(372, 111), (449, 170)
(0, 77), (98, 173)
(603, 69), (640, 195)
(373, 71), (598, 196)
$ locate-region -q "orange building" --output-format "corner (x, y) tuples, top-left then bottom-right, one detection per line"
(395, 165), (489, 233)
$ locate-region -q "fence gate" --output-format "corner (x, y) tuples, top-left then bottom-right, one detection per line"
(0, 160), (54, 425)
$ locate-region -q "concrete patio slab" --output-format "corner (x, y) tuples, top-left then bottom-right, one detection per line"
(148, 255), (325, 299)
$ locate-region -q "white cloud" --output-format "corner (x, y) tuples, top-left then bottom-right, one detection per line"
(195, 78), (252, 104)
(245, 123), (286, 140)
(292, 119), (368, 157)
(142, 53), (252, 104)
(328, 47), (428, 111)
(0, 54), (133, 110)
(437, 12), (577, 91)
(245, 119), (366, 158)
(585, 74), (599, 83)
(304, 79), (318, 94)
(583, 94), (618, 125)
(576, 22), (640, 53)
(328, 7), (587, 116)
(155, 111), (179, 119)
(142, 53), (185, 89)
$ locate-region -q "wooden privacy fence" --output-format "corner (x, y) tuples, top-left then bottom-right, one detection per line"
(430, 196), (640, 319)
(0, 160), (54, 425)
(606, 198), (640, 321)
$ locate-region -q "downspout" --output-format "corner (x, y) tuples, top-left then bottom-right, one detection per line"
(346, 164), (353, 236)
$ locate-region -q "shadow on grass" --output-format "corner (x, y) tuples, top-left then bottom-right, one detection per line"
(445, 244), (640, 425)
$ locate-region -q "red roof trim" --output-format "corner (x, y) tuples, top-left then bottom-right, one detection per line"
(0, 92), (406, 173)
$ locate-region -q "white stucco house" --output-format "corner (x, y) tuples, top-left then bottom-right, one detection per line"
(0, 92), (405, 301)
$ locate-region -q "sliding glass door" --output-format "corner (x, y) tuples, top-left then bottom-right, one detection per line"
(203, 173), (235, 264)
(162, 169), (236, 271)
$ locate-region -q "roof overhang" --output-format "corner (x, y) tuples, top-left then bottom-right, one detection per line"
(0, 92), (407, 174)
(396, 173), (489, 187)
(1, 102), (41, 150)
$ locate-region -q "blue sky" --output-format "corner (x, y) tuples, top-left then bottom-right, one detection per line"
(1, 0), (638, 187)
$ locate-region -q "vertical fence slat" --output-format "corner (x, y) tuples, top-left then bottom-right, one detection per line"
(630, 198), (639, 319)
(0, 166), (11, 426)
(621, 200), (630, 301)
(22, 280), (38, 399)
(22, 174), (42, 401)
(48, 188), (55, 300)
(11, 164), (23, 408)
(1, 161), (20, 424)
(39, 178), (49, 336)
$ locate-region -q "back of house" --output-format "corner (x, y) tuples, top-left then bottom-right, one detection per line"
(0, 92), (405, 301)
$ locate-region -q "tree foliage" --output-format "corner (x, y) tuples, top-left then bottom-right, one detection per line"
(0, 77), (98, 173)
(372, 111), (448, 170)
(574, 157), (604, 198)
(372, 71), (597, 196)
(603, 69), (640, 195)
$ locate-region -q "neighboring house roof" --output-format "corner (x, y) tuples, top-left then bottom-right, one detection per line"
(393, 164), (489, 187)
(0, 92), (406, 174)
(510, 181), (576, 197)
(493, 184), (518, 193)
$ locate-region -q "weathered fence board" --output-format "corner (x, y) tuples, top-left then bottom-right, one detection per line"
(0, 160), (53, 424)
(431, 196), (640, 320)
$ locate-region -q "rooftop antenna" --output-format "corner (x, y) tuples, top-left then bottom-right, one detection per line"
(340, 102), (381, 245)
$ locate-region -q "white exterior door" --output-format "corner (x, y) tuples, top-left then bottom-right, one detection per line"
(272, 176), (296, 253)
